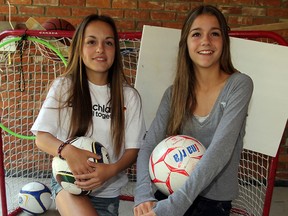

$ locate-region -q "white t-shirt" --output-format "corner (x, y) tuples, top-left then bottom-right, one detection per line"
(31, 77), (146, 198)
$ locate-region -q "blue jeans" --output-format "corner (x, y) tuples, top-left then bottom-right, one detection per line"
(51, 176), (120, 216)
(155, 190), (231, 216)
(184, 196), (231, 216)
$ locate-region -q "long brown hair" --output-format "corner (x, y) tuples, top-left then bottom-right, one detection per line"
(62, 14), (128, 157)
(167, 5), (237, 135)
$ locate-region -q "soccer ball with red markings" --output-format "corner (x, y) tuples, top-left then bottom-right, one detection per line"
(149, 135), (206, 196)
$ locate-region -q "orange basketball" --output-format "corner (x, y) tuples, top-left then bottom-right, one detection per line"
(42, 18), (75, 31)
(42, 19), (75, 45)
(41, 19), (75, 61)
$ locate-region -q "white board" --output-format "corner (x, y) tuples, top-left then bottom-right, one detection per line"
(135, 25), (288, 157)
(135, 27), (179, 128)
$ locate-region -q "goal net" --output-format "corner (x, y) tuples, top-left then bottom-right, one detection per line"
(0, 29), (140, 215)
(228, 31), (287, 216)
(0, 29), (286, 216)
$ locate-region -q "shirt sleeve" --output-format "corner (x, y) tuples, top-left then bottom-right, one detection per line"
(31, 78), (70, 139)
(134, 86), (172, 206)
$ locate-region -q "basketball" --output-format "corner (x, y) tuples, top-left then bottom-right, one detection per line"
(149, 135), (206, 196)
(42, 18), (75, 42)
(42, 18), (75, 46)
(39, 18), (75, 61)
(52, 136), (110, 195)
(18, 181), (52, 215)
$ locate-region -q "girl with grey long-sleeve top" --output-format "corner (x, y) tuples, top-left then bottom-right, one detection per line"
(134, 5), (253, 216)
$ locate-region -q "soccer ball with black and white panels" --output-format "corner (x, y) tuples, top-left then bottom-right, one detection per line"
(52, 136), (110, 195)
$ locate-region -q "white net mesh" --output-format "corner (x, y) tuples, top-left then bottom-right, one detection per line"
(231, 149), (272, 216)
(0, 32), (140, 215)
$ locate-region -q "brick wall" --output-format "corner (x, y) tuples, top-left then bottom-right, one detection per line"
(0, 0), (288, 38)
(0, 0), (287, 184)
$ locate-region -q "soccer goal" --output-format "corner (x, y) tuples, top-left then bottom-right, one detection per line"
(0, 29), (140, 216)
(0, 29), (286, 216)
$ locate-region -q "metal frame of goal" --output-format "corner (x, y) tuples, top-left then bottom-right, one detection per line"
(0, 29), (287, 216)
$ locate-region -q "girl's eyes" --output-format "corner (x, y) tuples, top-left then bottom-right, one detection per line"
(86, 40), (96, 45)
(211, 31), (221, 37)
(85, 40), (114, 46)
(192, 32), (201, 37)
(191, 31), (221, 38)
(106, 41), (114, 46)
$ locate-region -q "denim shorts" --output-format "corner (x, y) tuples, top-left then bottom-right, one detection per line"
(51, 176), (120, 216)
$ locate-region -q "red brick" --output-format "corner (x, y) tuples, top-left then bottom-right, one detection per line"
(229, 0), (254, 5)
(86, 0), (111, 8)
(163, 21), (183, 30)
(191, 3), (205, 10)
(124, 10), (150, 20)
(139, 1), (164, 10)
(255, 0), (281, 7)
(34, 0), (58, 6)
(204, 0), (229, 3)
(176, 13), (189, 23)
(116, 19), (135, 30)
(8, 16), (28, 24)
(99, 9), (124, 19)
(228, 16), (254, 26)
(60, 0), (85, 6)
(218, 6), (242, 15)
(46, 7), (71, 17)
(72, 8), (100, 17)
(151, 11), (176, 21)
(267, 8), (288, 18)
(0, 5), (17, 14)
(8, 0), (31, 4)
(165, 2), (190, 13)
(136, 21), (162, 30)
(279, 154), (288, 163)
(242, 7), (266, 16)
(113, 0), (137, 9)
(19, 6), (44, 15)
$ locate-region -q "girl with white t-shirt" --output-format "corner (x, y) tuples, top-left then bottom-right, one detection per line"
(31, 14), (146, 216)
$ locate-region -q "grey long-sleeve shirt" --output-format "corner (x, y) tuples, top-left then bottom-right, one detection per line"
(134, 72), (253, 216)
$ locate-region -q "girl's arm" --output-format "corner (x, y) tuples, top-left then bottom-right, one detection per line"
(35, 131), (99, 175)
(134, 87), (172, 209)
(74, 148), (139, 190)
(35, 131), (64, 157)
